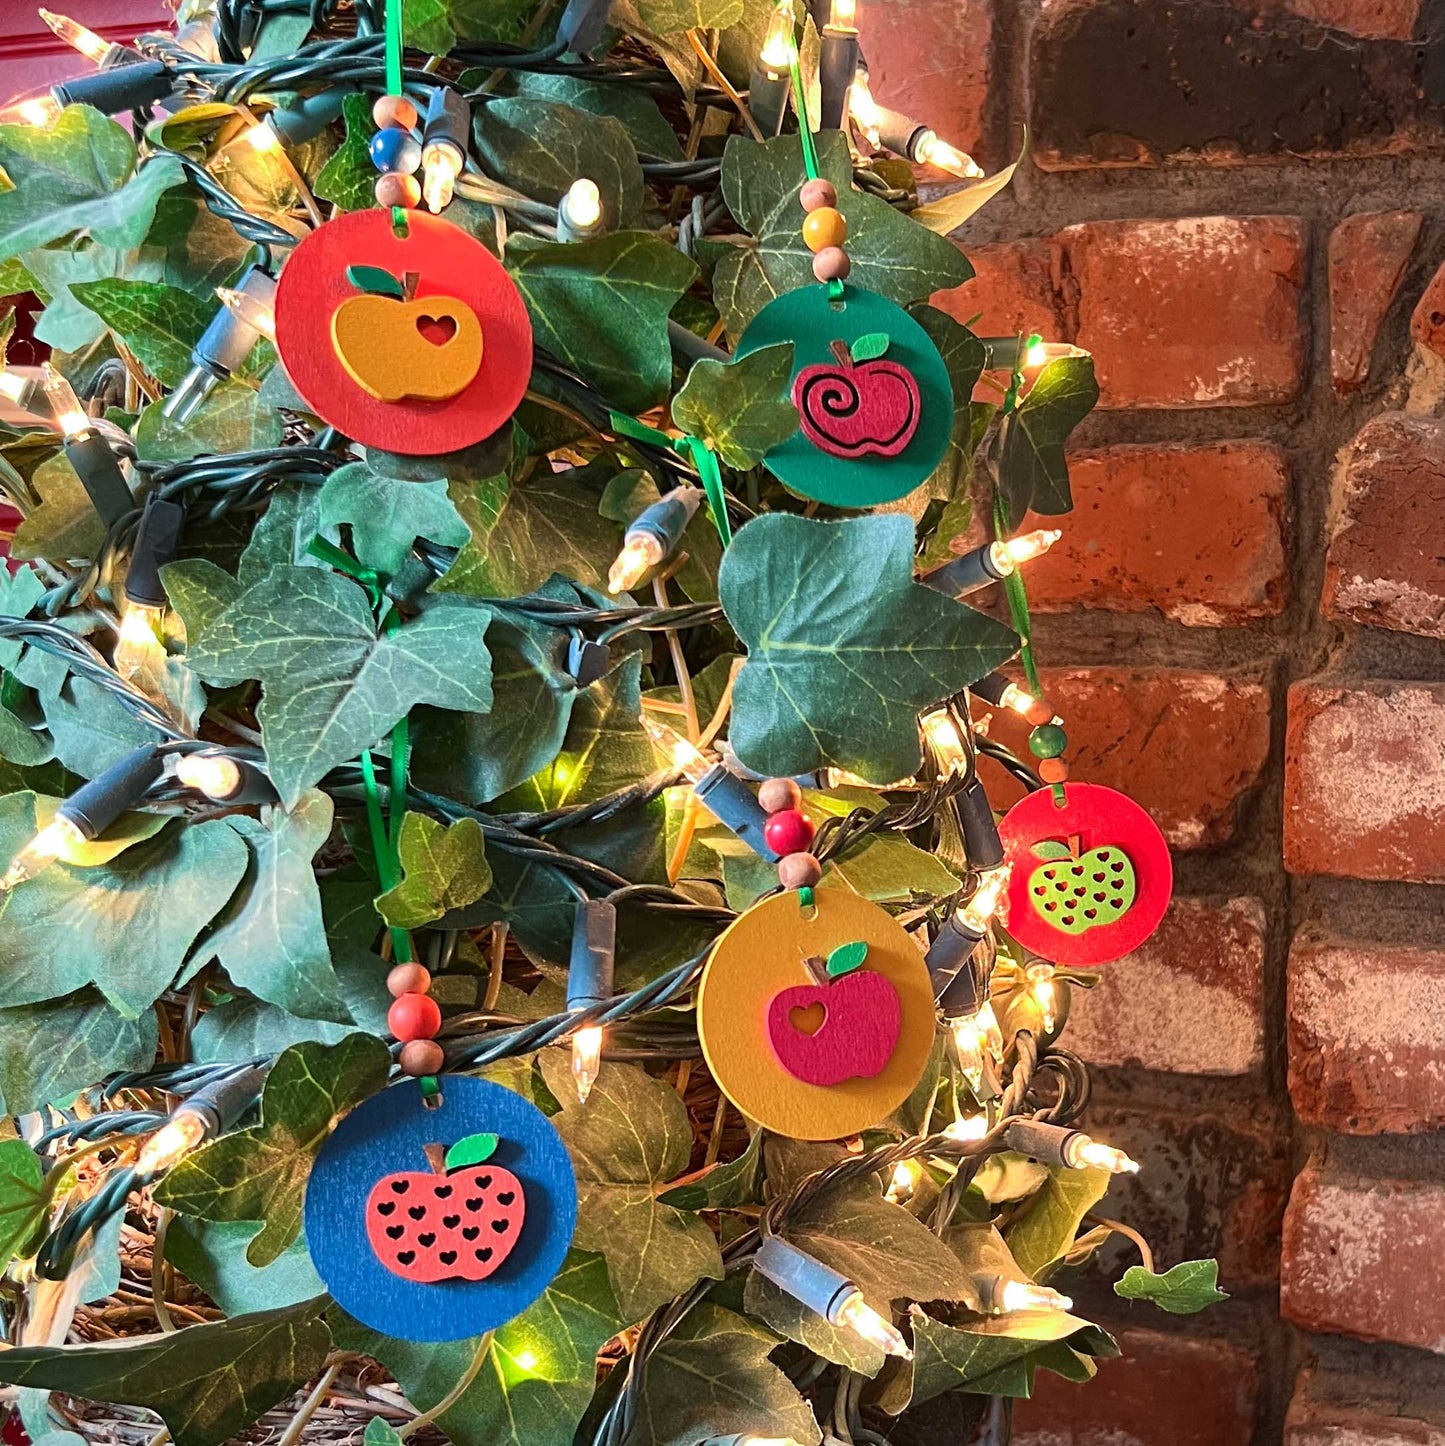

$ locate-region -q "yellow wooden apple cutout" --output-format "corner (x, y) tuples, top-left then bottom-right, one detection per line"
(330, 264), (483, 403)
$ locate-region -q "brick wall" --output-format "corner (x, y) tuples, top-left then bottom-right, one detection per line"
(856, 0), (1445, 1439)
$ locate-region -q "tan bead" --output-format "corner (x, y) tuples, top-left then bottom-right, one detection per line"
(399, 1039), (446, 1077)
(1025, 698), (1055, 726)
(374, 172), (421, 209)
(802, 206), (847, 253)
(1038, 757), (1069, 784)
(799, 178), (838, 212)
(812, 246), (851, 283)
(387, 962), (432, 998)
(758, 777), (803, 814)
(778, 851), (823, 889)
(372, 94), (419, 131)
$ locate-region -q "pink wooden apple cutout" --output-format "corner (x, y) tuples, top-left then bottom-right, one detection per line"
(365, 1131), (526, 1284)
(791, 333), (922, 460)
(765, 940), (902, 1086)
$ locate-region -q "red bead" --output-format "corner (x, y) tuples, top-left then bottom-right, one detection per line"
(764, 808), (815, 856)
(388, 991), (441, 1042)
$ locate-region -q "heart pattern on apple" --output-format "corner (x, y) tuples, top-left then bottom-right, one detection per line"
(791, 333), (922, 460)
(1026, 837), (1137, 934)
(765, 939), (902, 1087)
(364, 1131), (525, 1284)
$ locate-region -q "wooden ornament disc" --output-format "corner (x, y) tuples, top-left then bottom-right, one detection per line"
(304, 1075), (576, 1341)
(274, 209), (532, 455)
(735, 284), (953, 508)
(697, 889), (936, 1140)
(997, 783), (1173, 967)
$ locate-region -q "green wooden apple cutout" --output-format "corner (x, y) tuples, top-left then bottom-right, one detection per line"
(1027, 837), (1136, 935)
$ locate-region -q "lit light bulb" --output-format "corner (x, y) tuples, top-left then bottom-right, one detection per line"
(1025, 335), (1049, 368)
(175, 752), (244, 802)
(986, 529), (1062, 578)
(943, 1113), (989, 1143)
(244, 119), (282, 154)
(997, 1279), (1073, 1314)
(920, 705), (969, 774)
(1064, 1134), (1140, 1175)
(608, 533), (664, 594)
(512, 1349), (539, 1373)
(958, 867), (1010, 936)
(998, 681), (1041, 718)
(38, 9), (116, 65)
(912, 131), (985, 178)
(423, 143), (463, 214)
(1025, 961), (1057, 1033)
(136, 1111), (210, 1175)
(1, 93), (63, 127)
(560, 177), (603, 237)
(0, 816), (85, 891)
(215, 285), (276, 342)
(848, 68), (881, 145)
(834, 1291), (912, 1359)
(830, 0), (857, 28)
(40, 364), (89, 440)
(0, 372), (34, 410)
(570, 1024), (604, 1104)
(950, 999), (1003, 1088)
(640, 714), (713, 786)
(113, 604), (164, 679)
(760, 3), (797, 72)
(886, 1160), (921, 1204)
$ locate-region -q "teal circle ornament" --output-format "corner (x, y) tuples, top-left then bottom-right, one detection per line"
(736, 284), (954, 508)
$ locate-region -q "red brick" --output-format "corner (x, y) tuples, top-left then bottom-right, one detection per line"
(1064, 897), (1265, 1075)
(1329, 212), (1422, 391)
(1410, 260), (1445, 358)
(855, 0), (993, 164)
(1284, 681), (1445, 882)
(1281, 1167), (1445, 1353)
(1289, 939), (1445, 1134)
(1060, 217), (1308, 408)
(982, 669), (1272, 849)
(1287, 1372), (1445, 1445)
(1013, 1328), (1258, 1446)
(1323, 414), (1445, 638)
(1284, 0), (1421, 38)
(1025, 443), (1288, 624)
(932, 238), (1064, 343)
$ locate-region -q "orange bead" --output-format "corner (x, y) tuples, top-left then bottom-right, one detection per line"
(1038, 757), (1069, 784)
(374, 172), (421, 209)
(1025, 698), (1055, 726)
(372, 94), (419, 130)
(388, 991), (441, 1042)
(801, 206), (847, 253)
(399, 1039), (446, 1077)
(387, 962), (432, 998)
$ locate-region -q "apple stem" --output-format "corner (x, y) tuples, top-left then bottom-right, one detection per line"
(829, 339), (853, 370)
(423, 1143), (447, 1175)
(1068, 834), (1082, 860)
(802, 954), (829, 987)
(403, 270), (420, 302)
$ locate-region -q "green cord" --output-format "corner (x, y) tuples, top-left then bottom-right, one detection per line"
(384, 0), (404, 96)
(608, 411), (732, 548)
(786, 48), (845, 303)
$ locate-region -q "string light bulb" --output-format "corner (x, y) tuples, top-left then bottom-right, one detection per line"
(0, 816), (85, 891)
(215, 285), (276, 342)
(1066, 1136), (1140, 1175)
(949, 1000), (1004, 1088)
(919, 705), (969, 774)
(830, 0), (857, 25)
(0, 94), (62, 128)
(921, 528), (1063, 598)
(990, 529), (1062, 577)
(112, 604), (164, 679)
(989, 1278), (1074, 1314)
(421, 86), (469, 214)
(1004, 1119), (1141, 1176)
(135, 1110), (210, 1175)
(944, 1112), (989, 1143)
(833, 1291), (913, 1359)
(641, 714), (713, 786)
(887, 1159), (921, 1203)
(174, 752), (243, 802)
(43, 364), (134, 526)
(750, 3), (796, 136)
(760, 3), (797, 70)
(911, 130), (985, 178)
(609, 488), (704, 594)
(567, 899), (616, 1104)
(558, 177), (604, 242)
(849, 67), (882, 146)
(1025, 961), (1058, 1034)
(135, 1063), (269, 1176)
(37, 9), (126, 67)
(41, 364), (89, 440)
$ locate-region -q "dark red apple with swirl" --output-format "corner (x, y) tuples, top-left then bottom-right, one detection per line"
(791, 334), (922, 460)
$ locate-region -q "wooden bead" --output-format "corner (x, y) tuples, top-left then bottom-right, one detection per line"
(369, 126), (421, 175)
(1038, 757), (1069, 784)
(388, 991), (442, 1042)
(799, 178), (838, 213)
(374, 172), (421, 209)
(764, 807), (816, 857)
(399, 1038), (446, 1077)
(1029, 722), (1068, 760)
(1025, 698), (1055, 727)
(372, 94), (419, 131)
(758, 777), (803, 814)
(778, 851), (823, 889)
(812, 246), (851, 283)
(387, 962), (432, 998)
(802, 206), (847, 253)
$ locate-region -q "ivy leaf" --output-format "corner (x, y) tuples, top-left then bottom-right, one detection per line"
(998, 355), (1099, 527)
(634, 0), (744, 29)
(185, 566), (494, 807)
(237, 484), (329, 587)
(375, 813), (493, 930)
(314, 94), (378, 212)
(155, 1033), (392, 1266)
(39, 675), (163, 779)
(0, 988), (157, 1114)
(1114, 1259), (1228, 1315)
(194, 792), (350, 1022)
(656, 1130), (763, 1211)
(0, 794), (248, 1017)
(0, 108), (183, 260)
(10, 452), (110, 562)
(672, 343), (798, 470)
(1004, 1165), (1111, 1279)
(507, 233), (697, 412)
(135, 381), (282, 463)
(828, 833), (962, 904)
(69, 279), (211, 388)
(720, 513), (1018, 781)
(160, 558), (244, 644)
(508, 72), (684, 162)
(145, 189), (253, 297)
(404, 0), (533, 52)
(0, 1139), (45, 1270)
(908, 1307), (1104, 1403)
(539, 1053), (723, 1321)
(909, 156), (1022, 237)
(365, 1421), (403, 1446)
(624, 1302), (821, 1446)
(165, 1219), (326, 1319)
(714, 131), (972, 336)
(317, 462), (469, 577)
(23, 242), (165, 352)
(0, 1298), (331, 1446)
(474, 98), (646, 229)
(912, 305), (987, 498)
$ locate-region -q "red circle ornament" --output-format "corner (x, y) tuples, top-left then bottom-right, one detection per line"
(274, 208), (532, 455)
(997, 783), (1172, 966)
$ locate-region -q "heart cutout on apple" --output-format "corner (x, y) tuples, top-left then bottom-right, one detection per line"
(417, 314), (459, 347)
(789, 1002), (827, 1036)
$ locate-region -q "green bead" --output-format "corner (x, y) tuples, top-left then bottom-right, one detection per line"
(1029, 723), (1068, 759)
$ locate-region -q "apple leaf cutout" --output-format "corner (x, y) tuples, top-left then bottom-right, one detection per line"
(825, 941), (869, 978)
(1031, 841), (1075, 862)
(345, 265), (404, 299)
(850, 333), (891, 363)
(445, 1132), (499, 1171)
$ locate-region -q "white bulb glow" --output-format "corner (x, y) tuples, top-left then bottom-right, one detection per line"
(570, 1024), (604, 1104)
(215, 286), (276, 342)
(608, 533), (663, 594)
(38, 9), (113, 64)
(0, 817), (84, 891)
(136, 1111), (209, 1175)
(834, 1291), (912, 1359)
(175, 753), (244, 802)
(997, 1279), (1073, 1314)
(1066, 1135), (1140, 1175)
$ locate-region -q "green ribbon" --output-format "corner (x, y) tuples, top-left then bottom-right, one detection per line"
(786, 50), (845, 304)
(608, 412), (732, 548)
(384, 0), (403, 98)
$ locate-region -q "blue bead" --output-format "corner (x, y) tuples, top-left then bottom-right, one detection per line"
(369, 126), (421, 176)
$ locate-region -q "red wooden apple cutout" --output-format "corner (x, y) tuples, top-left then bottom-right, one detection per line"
(791, 333), (922, 460)
(365, 1131), (526, 1284)
(765, 941), (902, 1086)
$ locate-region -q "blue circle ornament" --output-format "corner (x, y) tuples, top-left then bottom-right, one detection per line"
(736, 283), (954, 508)
(305, 1074), (578, 1341)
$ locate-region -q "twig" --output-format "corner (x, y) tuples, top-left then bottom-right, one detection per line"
(275, 1363), (342, 1446)
(484, 923), (508, 1012)
(1086, 1214), (1154, 1274)
(685, 28), (765, 142)
(397, 1332), (493, 1438)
